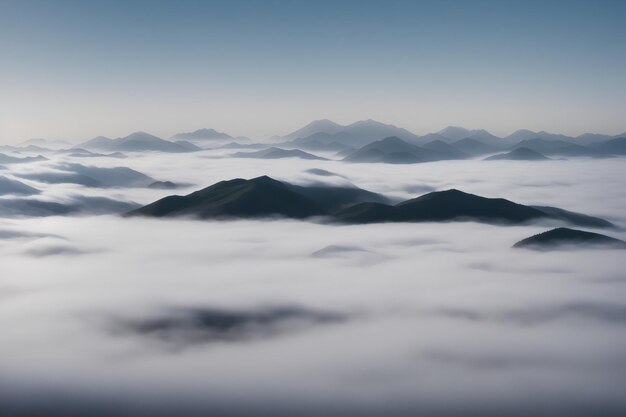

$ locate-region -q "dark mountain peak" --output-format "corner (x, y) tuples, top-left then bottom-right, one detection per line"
(127, 176), (387, 220)
(514, 227), (626, 250)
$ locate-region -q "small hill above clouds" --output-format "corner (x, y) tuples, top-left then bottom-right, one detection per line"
(485, 147), (550, 161)
(171, 128), (233, 141)
(343, 136), (467, 164)
(514, 227), (626, 250)
(231, 147), (327, 160)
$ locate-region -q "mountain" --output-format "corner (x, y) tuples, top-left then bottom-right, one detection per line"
(280, 119), (420, 147)
(575, 133), (614, 145)
(285, 132), (358, 151)
(172, 140), (203, 151)
(343, 137), (466, 164)
(18, 138), (73, 150)
(452, 138), (500, 156)
(510, 139), (595, 157)
(127, 176), (388, 219)
(514, 227), (626, 250)
(231, 147), (327, 160)
(0, 176), (40, 196)
(334, 189), (549, 224)
(505, 129), (573, 142)
(595, 137), (626, 155)
(77, 132), (193, 153)
(17, 163), (156, 188)
(485, 147), (550, 161)
(421, 140), (469, 159)
(333, 189), (611, 227)
(127, 177), (612, 227)
(281, 119), (343, 141)
(171, 128), (233, 141)
(530, 206), (613, 228)
(436, 127), (504, 145)
(0, 153), (47, 164)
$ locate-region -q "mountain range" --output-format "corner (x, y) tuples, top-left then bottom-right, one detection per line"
(127, 176), (612, 228)
(77, 132), (197, 153)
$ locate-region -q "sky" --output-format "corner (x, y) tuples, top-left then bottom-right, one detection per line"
(0, 0), (625, 142)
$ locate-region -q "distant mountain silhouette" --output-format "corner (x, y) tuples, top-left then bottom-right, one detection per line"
(514, 227), (626, 250)
(0, 153), (47, 164)
(280, 119), (419, 146)
(452, 138), (500, 156)
(148, 181), (182, 190)
(231, 147), (327, 160)
(280, 119), (344, 140)
(421, 140), (469, 159)
(77, 132), (193, 153)
(485, 147), (550, 161)
(595, 137), (626, 155)
(343, 137), (466, 164)
(171, 128), (233, 141)
(510, 139), (596, 157)
(505, 129), (573, 142)
(127, 176), (388, 219)
(17, 163), (156, 188)
(18, 138), (73, 150)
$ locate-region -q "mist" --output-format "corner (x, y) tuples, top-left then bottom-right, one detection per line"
(1, 148), (625, 416)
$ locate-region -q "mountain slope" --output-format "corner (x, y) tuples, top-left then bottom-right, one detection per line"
(514, 228), (626, 250)
(231, 147), (327, 160)
(343, 137), (466, 164)
(127, 176), (388, 219)
(171, 128), (233, 141)
(485, 147), (550, 161)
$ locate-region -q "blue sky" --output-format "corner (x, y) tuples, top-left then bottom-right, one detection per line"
(1, 0), (624, 141)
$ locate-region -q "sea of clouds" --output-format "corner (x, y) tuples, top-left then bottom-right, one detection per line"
(1, 148), (625, 416)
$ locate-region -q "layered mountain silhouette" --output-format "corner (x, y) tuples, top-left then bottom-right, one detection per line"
(0, 153), (47, 164)
(343, 137), (467, 163)
(128, 176), (612, 228)
(231, 147), (327, 160)
(452, 138), (500, 156)
(17, 163), (157, 188)
(127, 176), (389, 219)
(514, 227), (626, 250)
(78, 132), (194, 153)
(279, 119), (420, 147)
(273, 119), (626, 158)
(485, 147), (550, 161)
(171, 128), (233, 141)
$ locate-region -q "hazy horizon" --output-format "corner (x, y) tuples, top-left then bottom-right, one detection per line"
(1, 0), (625, 142)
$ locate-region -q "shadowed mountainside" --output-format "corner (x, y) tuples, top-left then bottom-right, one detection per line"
(514, 227), (626, 250)
(128, 176), (612, 228)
